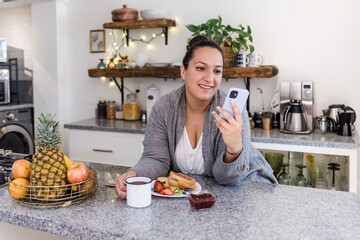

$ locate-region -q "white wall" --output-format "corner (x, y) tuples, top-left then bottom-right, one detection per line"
(29, 0), (360, 147)
(0, 5), (32, 72)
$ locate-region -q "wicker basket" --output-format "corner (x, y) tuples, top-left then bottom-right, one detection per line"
(8, 167), (98, 208)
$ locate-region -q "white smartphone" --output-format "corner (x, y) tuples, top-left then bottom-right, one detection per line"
(220, 88), (249, 119)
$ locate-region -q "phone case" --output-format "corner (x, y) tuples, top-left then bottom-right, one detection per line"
(220, 88), (249, 119)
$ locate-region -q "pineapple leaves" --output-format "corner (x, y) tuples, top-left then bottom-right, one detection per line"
(35, 113), (62, 148)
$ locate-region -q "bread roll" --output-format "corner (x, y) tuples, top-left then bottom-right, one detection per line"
(157, 177), (170, 188)
(169, 171), (196, 185)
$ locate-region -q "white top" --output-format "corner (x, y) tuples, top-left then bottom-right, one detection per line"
(175, 126), (205, 175)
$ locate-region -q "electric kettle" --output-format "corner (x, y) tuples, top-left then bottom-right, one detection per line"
(283, 99), (309, 133)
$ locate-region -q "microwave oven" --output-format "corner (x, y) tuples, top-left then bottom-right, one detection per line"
(0, 69), (10, 104)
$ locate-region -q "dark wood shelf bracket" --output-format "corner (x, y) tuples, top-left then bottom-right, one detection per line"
(123, 29), (130, 47)
(244, 77), (251, 111)
(111, 77), (124, 105)
(163, 27), (169, 45)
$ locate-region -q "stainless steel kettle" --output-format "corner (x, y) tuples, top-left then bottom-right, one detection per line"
(283, 100), (308, 133)
(322, 104), (345, 124)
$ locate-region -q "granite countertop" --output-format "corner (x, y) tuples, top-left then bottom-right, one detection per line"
(0, 103), (33, 111)
(0, 162), (360, 239)
(64, 118), (360, 149)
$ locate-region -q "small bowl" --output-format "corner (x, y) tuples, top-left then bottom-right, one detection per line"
(140, 9), (168, 20)
(187, 191), (217, 210)
(128, 62), (136, 68)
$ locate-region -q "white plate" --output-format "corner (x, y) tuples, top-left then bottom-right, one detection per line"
(147, 62), (170, 67)
(151, 180), (201, 198)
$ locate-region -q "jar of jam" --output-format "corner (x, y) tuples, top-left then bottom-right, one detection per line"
(97, 100), (106, 119)
(106, 100), (116, 119)
(123, 92), (140, 120)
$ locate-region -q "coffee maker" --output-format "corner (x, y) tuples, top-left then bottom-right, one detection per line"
(280, 81), (314, 134)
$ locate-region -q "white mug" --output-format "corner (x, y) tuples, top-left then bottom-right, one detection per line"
(248, 53), (262, 67)
(125, 176), (152, 208)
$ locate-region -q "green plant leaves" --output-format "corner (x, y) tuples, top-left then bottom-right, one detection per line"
(185, 24), (198, 33)
(185, 16), (255, 54)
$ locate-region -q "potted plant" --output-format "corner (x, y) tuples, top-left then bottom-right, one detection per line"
(257, 88), (279, 130)
(185, 16), (254, 67)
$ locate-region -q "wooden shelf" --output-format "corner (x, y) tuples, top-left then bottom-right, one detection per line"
(103, 19), (176, 29)
(88, 66), (279, 79)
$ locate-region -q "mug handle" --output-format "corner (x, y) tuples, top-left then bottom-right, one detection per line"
(245, 56), (250, 64)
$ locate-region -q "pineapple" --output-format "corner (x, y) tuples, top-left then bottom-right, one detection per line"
(30, 113), (68, 199)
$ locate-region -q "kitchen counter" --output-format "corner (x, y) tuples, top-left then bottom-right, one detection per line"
(64, 118), (360, 149)
(0, 162), (360, 239)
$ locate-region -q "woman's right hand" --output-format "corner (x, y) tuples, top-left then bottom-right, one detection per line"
(114, 170), (137, 199)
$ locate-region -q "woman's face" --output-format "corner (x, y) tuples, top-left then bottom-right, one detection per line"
(181, 47), (223, 104)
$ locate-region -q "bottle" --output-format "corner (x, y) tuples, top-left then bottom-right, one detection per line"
(123, 92), (140, 120)
(97, 100), (106, 119)
(106, 100), (116, 119)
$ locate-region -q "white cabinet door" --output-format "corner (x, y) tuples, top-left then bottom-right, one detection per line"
(67, 129), (144, 167)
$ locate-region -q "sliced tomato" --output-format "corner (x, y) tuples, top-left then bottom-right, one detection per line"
(154, 181), (165, 193)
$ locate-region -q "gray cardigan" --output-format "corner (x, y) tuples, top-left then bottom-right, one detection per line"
(131, 85), (277, 185)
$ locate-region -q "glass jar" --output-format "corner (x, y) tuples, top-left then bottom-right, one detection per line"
(97, 100), (106, 119)
(106, 100), (116, 119)
(123, 92), (140, 120)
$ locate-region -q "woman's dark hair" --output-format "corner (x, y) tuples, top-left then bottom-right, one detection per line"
(182, 36), (224, 69)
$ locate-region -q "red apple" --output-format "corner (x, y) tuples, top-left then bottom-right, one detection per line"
(67, 162), (89, 184)
(12, 159), (32, 179)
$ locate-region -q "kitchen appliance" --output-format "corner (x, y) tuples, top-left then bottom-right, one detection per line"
(146, 84), (159, 117)
(322, 104), (356, 132)
(337, 109), (356, 136)
(283, 99), (308, 133)
(0, 38), (6, 63)
(316, 115), (336, 133)
(0, 69), (10, 104)
(280, 81), (313, 133)
(0, 108), (34, 154)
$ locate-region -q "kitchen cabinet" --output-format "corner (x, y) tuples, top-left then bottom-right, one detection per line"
(67, 129), (143, 167)
(252, 139), (358, 193)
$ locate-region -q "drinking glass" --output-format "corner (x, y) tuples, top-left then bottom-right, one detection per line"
(264, 152), (284, 179)
(294, 164), (307, 187)
(278, 163), (292, 185)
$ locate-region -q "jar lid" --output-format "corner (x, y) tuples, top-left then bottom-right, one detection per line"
(108, 100), (115, 103)
(99, 100), (106, 103)
(112, 4), (138, 15)
(127, 92), (137, 99)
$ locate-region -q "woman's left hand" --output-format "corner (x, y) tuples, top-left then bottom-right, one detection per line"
(212, 101), (243, 156)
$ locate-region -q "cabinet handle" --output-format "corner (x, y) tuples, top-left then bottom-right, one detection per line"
(92, 149), (113, 153)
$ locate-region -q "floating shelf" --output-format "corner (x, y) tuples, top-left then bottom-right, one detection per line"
(103, 19), (176, 29)
(103, 19), (176, 45)
(88, 66), (278, 79)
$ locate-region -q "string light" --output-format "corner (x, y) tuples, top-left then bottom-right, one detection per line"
(107, 29), (167, 57)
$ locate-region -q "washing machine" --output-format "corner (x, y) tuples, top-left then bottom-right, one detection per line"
(0, 107), (34, 154)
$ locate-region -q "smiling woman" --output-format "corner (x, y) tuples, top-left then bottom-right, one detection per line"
(114, 36), (277, 200)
